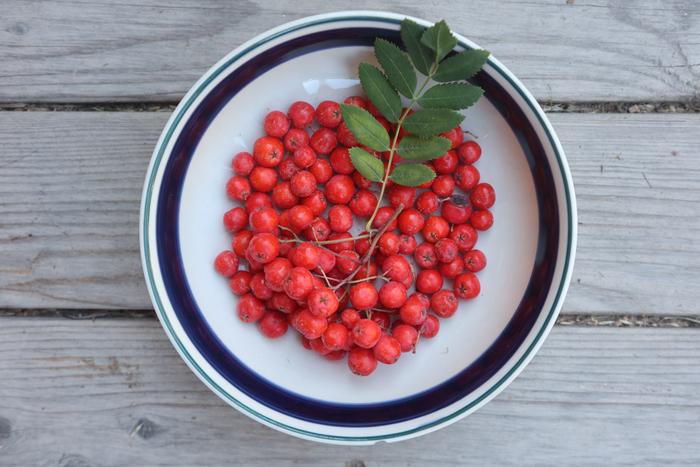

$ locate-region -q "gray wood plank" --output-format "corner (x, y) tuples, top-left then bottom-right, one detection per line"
(2, 112), (699, 313)
(0, 0), (699, 103)
(0, 318), (697, 465)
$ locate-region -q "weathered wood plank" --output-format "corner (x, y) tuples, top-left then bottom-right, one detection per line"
(0, 0), (699, 102)
(0, 319), (697, 465)
(1, 112), (698, 313)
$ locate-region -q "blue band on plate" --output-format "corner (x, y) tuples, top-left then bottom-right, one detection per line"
(156, 27), (558, 427)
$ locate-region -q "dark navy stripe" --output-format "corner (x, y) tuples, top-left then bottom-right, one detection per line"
(155, 27), (558, 427)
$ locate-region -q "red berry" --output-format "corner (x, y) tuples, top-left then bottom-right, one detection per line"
(269, 292), (298, 314)
(337, 121), (358, 147)
(301, 190), (327, 217)
(278, 158), (300, 180)
(379, 281), (408, 309)
(292, 242), (320, 270)
(250, 272), (273, 300)
(349, 282), (378, 310)
(246, 233), (279, 264)
(226, 176), (251, 201)
(454, 272), (481, 299)
(288, 205), (314, 232)
(352, 171), (373, 190)
(416, 269), (443, 294)
(464, 249), (487, 272)
(325, 232), (354, 253)
(450, 224), (478, 251)
(435, 238), (458, 263)
(439, 257), (465, 279)
(329, 147), (354, 174)
(397, 208), (425, 235)
(228, 270), (252, 295)
(441, 127), (464, 149)
(316, 100), (342, 128)
(393, 324), (418, 352)
(470, 183), (496, 209)
(325, 350), (346, 361)
(237, 294), (265, 323)
(432, 175), (456, 197)
(283, 128), (310, 152)
(455, 165), (480, 191)
(433, 150), (458, 174)
(416, 191), (439, 214)
(378, 231), (400, 256)
(292, 146), (317, 169)
(309, 158), (333, 183)
(324, 174), (355, 204)
(271, 181), (299, 209)
(388, 185), (416, 209)
(231, 230), (253, 257)
(420, 314), (440, 338)
(231, 151), (254, 176)
(249, 166), (278, 192)
(349, 190), (378, 218)
(336, 249), (360, 275)
(289, 170), (317, 198)
(372, 206), (398, 230)
(223, 207), (247, 233)
(258, 310), (288, 338)
(310, 127), (338, 155)
(288, 101), (315, 129)
(352, 319), (382, 348)
(284, 267), (314, 300)
(399, 293), (428, 326)
(307, 287), (340, 318)
(263, 111), (291, 138)
(414, 242), (438, 269)
(249, 206), (279, 234)
(253, 136), (284, 167)
(431, 290), (458, 318)
(370, 311), (391, 330)
(373, 334), (402, 364)
(422, 216), (450, 243)
(341, 308), (361, 329)
(398, 234), (417, 254)
(348, 347), (377, 376)
(245, 192), (272, 212)
(381, 254), (412, 283)
(457, 140), (481, 164)
(470, 209), (494, 230)
(304, 217), (331, 242)
(214, 251), (239, 277)
(294, 308), (328, 340)
(441, 200), (471, 225)
(316, 248), (336, 274)
(322, 322), (349, 350)
(328, 205), (353, 232)
(343, 96), (367, 108)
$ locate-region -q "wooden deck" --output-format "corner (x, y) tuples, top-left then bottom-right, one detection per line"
(0, 1), (698, 465)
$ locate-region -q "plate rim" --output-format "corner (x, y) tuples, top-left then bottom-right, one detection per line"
(139, 10), (578, 443)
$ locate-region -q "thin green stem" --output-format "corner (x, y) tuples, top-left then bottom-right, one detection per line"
(364, 71), (436, 231)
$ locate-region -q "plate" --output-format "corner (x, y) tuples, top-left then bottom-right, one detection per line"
(140, 10), (577, 444)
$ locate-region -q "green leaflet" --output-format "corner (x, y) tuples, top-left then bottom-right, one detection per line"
(420, 20), (457, 63)
(359, 63), (402, 123)
(402, 108), (465, 137)
(390, 164), (436, 187)
(397, 135), (452, 161)
(375, 38), (416, 98)
(418, 83), (484, 110)
(339, 103), (390, 152)
(349, 147), (384, 182)
(433, 49), (490, 82)
(400, 19), (433, 75)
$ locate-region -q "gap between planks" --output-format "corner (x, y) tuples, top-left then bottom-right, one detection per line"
(0, 309), (698, 328)
(0, 100), (699, 113)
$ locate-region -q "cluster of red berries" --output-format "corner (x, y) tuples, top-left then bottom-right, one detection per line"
(214, 96), (495, 376)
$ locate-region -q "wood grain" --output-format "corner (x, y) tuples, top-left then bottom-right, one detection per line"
(0, 318), (697, 465)
(0, 0), (699, 103)
(1, 112), (699, 313)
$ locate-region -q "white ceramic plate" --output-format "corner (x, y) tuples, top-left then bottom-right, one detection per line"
(140, 10), (577, 444)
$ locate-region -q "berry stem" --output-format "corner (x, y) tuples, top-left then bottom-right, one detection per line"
(364, 71), (437, 231)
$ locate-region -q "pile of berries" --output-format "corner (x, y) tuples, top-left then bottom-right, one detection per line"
(214, 97), (495, 376)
